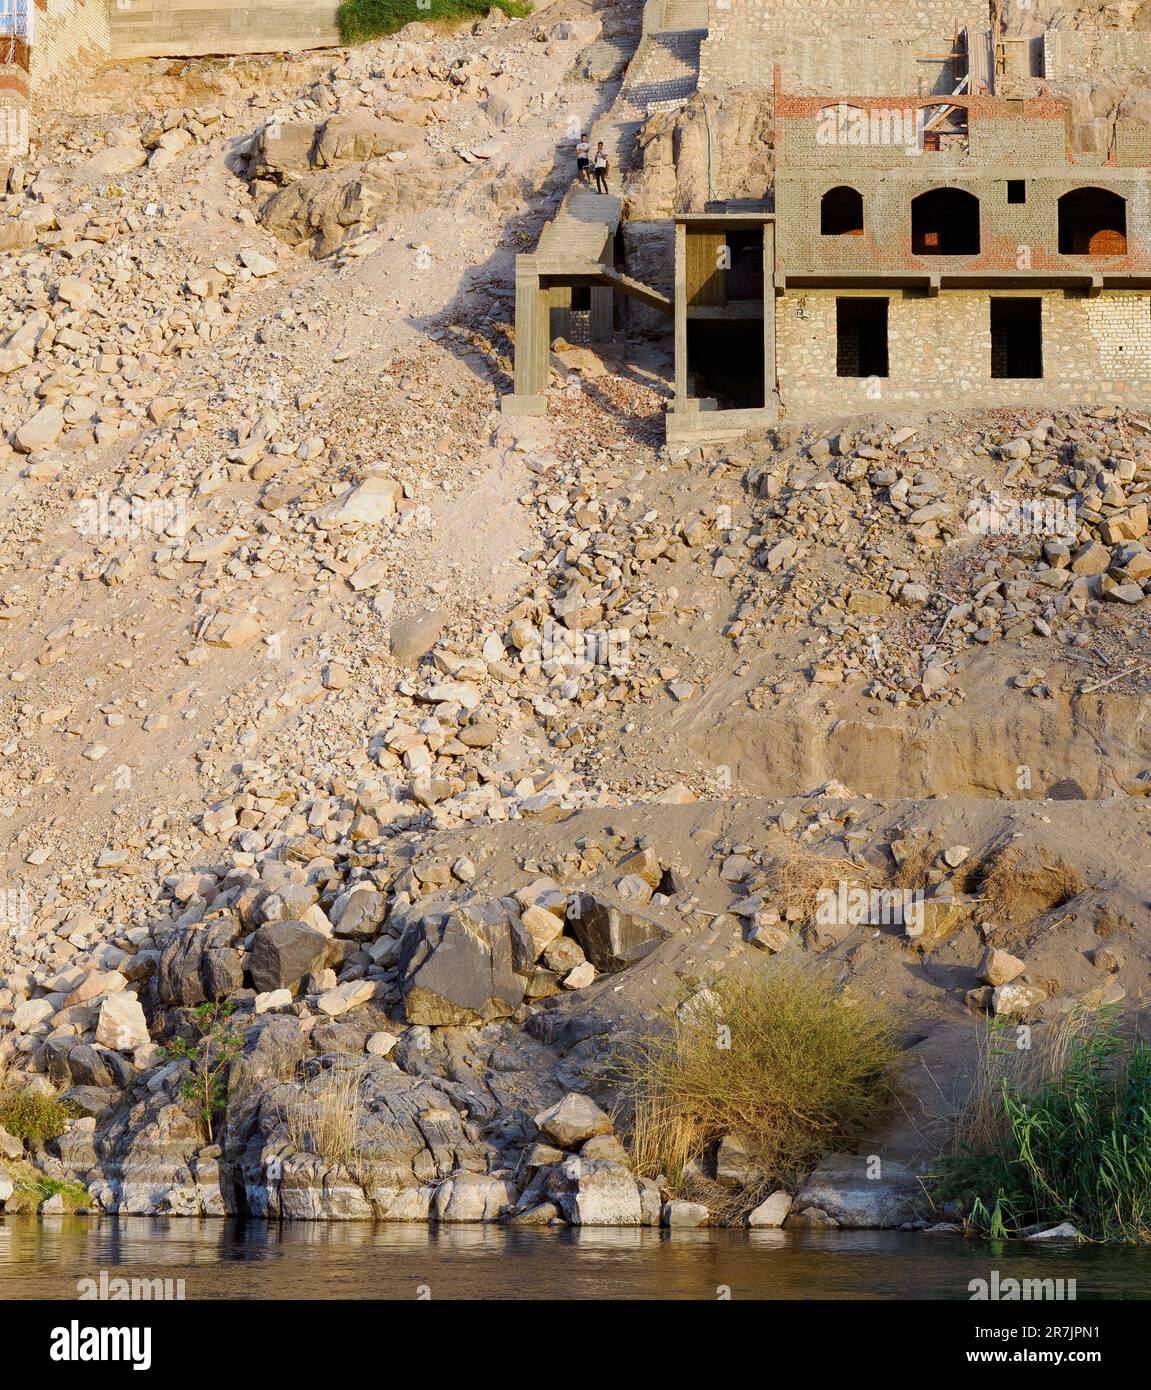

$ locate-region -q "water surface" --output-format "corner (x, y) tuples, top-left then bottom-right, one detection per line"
(2, 1217), (1149, 1300)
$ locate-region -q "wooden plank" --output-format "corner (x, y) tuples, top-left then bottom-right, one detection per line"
(686, 230), (726, 307)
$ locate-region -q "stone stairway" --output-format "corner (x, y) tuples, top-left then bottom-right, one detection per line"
(663, 0), (709, 27)
(587, 0), (707, 178)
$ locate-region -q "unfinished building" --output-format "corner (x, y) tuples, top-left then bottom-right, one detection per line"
(504, 0), (1151, 439)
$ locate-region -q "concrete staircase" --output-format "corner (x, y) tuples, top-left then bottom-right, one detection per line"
(504, 0), (694, 413)
(537, 191), (623, 266)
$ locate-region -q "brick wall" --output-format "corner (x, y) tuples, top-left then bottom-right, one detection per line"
(775, 163), (1151, 276)
(776, 288), (1151, 411)
(28, 0), (110, 102)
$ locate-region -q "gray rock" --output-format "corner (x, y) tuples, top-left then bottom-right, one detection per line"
(715, 1132), (763, 1188)
(662, 1199), (709, 1227)
(432, 1171), (514, 1222)
(794, 1154), (927, 1228)
(398, 903), (525, 1026)
(748, 1190), (793, 1228)
(1025, 1221), (1081, 1241)
(565, 894), (667, 972)
(156, 918), (244, 1006)
(249, 920), (332, 994)
(390, 611), (445, 667)
(330, 883), (386, 939)
(563, 1157), (642, 1226)
(534, 1092), (613, 1148)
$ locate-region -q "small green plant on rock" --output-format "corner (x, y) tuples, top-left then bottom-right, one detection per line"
(0, 1090), (78, 1144)
(166, 1001), (245, 1143)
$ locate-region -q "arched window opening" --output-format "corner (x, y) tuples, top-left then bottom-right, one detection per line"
(1058, 188), (1127, 255)
(911, 187), (980, 256)
(821, 186), (864, 236)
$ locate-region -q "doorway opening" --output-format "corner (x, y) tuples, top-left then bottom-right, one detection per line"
(686, 319), (765, 408)
(990, 298), (1043, 378)
(836, 298), (889, 378)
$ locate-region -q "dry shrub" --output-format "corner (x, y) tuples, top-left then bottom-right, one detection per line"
(762, 845), (882, 920)
(283, 1064), (365, 1168)
(979, 846), (1086, 926)
(621, 966), (898, 1202)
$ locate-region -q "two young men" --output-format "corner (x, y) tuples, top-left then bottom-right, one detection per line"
(575, 132), (610, 193)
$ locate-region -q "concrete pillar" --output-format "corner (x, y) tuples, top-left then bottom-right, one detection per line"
(590, 286), (613, 342)
(674, 221), (688, 406)
(763, 221), (778, 411)
(508, 255), (550, 410)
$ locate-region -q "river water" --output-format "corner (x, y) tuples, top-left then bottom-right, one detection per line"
(2, 1217), (1150, 1300)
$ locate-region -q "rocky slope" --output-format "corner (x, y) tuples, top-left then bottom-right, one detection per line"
(0, 2), (1149, 1231)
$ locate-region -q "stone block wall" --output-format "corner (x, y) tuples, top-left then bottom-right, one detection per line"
(109, 0), (341, 59)
(699, 0), (988, 91)
(776, 103), (1070, 173)
(776, 288), (1151, 412)
(1043, 29), (1151, 84)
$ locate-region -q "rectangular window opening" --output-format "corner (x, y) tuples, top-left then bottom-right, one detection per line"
(991, 297), (1043, 379)
(1007, 180), (1026, 204)
(836, 297), (889, 378)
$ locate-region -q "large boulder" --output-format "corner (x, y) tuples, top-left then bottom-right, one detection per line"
(748, 1190), (794, 1228)
(329, 883), (386, 939)
(432, 1172), (514, 1222)
(249, 921), (332, 994)
(398, 903), (526, 1025)
(565, 894), (667, 972)
(312, 475), (402, 530)
(560, 1157), (642, 1226)
(156, 918), (244, 1006)
(793, 1154), (928, 1228)
(534, 1092), (613, 1149)
(95, 993), (150, 1053)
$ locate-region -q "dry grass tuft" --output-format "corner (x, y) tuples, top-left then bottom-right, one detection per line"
(619, 966), (898, 1208)
(762, 845), (882, 921)
(952, 1007), (1097, 1158)
(979, 846), (1086, 926)
(283, 1064), (365, 1168)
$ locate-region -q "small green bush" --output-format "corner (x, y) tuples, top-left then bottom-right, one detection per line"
(166, 1001), (245, 1143)
(621, 966), (897, 1193)
(337, 0), (532, 45)
(0, 1090), (78, 1143)
(938, 1012), (1151, 1243)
